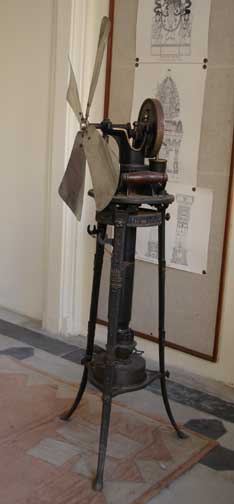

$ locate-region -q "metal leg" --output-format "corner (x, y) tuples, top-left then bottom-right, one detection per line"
(158, 209), (186, 439)
(60, 369), (88, 421)
(94, 211), (127, 490)
(94, 367), (114, 491)
(60, 223), (107, 421)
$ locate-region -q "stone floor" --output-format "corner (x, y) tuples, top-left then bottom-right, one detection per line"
(0, 311), (234, 503)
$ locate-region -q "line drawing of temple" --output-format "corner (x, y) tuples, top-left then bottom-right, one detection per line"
(156, 70), (183, 180)
(146, 228), (159, 261)
(151, 0), (192, 58)
(171, 193), (194, 266)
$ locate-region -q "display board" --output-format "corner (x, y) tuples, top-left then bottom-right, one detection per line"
(98, 0), (234, 360)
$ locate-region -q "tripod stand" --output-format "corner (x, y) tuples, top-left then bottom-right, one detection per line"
(60, 193), (186, 491)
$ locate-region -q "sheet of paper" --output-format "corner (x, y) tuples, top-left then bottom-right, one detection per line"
(131, 63), (206, 185)
(135, 183), (213, 275)
(136, 0), (211, 63)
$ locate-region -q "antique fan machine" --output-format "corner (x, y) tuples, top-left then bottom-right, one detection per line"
(59, 17), (185, 491)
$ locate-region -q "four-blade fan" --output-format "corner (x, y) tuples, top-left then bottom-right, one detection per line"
(59, 16), (120, 220)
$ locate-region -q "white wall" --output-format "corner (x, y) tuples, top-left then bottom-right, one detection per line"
(0, 0), (108, 332)
(43, 0), (72, 334)
(43, 0), (109, 336)
(75, 0), (110, 337)
(0, 1), (55, 319)
(0, 0), (109, 331)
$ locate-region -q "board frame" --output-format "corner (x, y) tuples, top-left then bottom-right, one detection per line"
(99, 0), (234, 362)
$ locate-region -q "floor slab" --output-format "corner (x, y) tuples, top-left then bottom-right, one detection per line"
(147, 464), (234, 504)
(0, 325), (233, 503)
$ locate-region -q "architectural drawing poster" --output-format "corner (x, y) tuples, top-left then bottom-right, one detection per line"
(131, 63), (206, 185)
(135, 184), (213, 274)
(136, 0), (211, 63)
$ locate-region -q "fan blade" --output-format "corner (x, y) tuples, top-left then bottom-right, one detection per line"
(58, 132), (86, 220)
(83, 125), (120, 211)
(66, 61), (83, 125)
(85, 17), (111, 118)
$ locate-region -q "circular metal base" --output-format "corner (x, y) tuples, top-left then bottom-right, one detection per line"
(88, 351), (146, 389)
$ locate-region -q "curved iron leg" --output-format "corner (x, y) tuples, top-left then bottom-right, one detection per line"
(94, 210), (127, 490)
(60, 368), (88, 420)
(60, 223), (107, 421)
(158, 210), (186, 439)
(94, 367), (113, 491)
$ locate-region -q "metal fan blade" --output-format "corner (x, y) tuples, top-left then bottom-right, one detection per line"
(83, 125), (120, 211)
(58, 132), (86, 220)
(85, 17), (111, 119)
(66, 60), (83, 125)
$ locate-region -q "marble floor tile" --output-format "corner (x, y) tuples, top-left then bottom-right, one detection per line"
(0, 355), (33, 374)
(26, 370), (58, 387)
(114, 387), (217, 428)
(218, 419), (234, 450)
(103, 481), (151, 504)
(23, 348), (83, 384)
(0, 321), (233, 503)
(72, 453), (99, 479)
(62, 348), (86, 364)
(200, 445), (234, 471)
(27, 437), (81, 466)
(0, 346), (34, 360)
(58, 423), (143, 459)
(0, 333), (31, 350)
(0, 319), (78, 356)
(56, 383), (77, 399)
(148, 380), (234, 423)
(183, 418), (227, 439)
(147, 464), (234, 504)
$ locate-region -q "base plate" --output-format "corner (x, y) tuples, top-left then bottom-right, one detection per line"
(87, 351), (160, 397)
